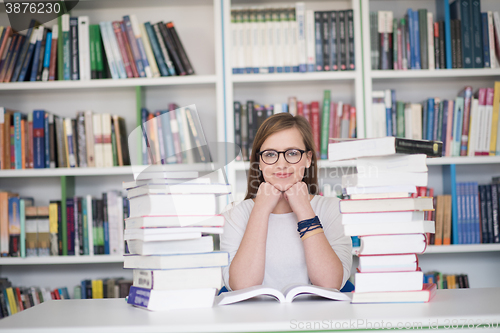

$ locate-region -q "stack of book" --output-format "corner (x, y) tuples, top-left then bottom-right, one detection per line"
(329, 137), (441, 303)
(231, 3), (355, 74)
(123, 170), (230, 311)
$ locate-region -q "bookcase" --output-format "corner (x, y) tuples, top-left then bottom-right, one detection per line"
(0, 0), (500, 296)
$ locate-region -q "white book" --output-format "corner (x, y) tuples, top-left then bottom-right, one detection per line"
(101, 113), (113, 168)
(358, 254), (418, 273)
(265, 9), (275, 72)
(231, 11), (240, 74)
(125, 231), (201, 242)
(139, 23), (160, 78)
(128, 193), (217, 217)
(371, 91), (386, 138)
(258, 9), (268, 73)
(92, 113), (104, 168)
(133, 267), (223, 290)
(343, 185), (417, 196)
(243, 10), (252, 73)
(124, 226), (223, 241)
(281, 9), (291, 72)
(107, 191), (123, 255)
(177, 107), (195, 164)
(427, 12), (435, 71)
(86, 195), (94, 256)
(99, 22), (119, 79)
(130, 14), (152, 78)
(125, 215), (225, 229)
(216, 284), (350, 305)
(343, 220), (435, 236)
(289, 6), (299, 72)
(128, 287), (216, 311)
(488, 12), (498, 68)
(342, 172), (428, 188)
(64, 118), (77, 168)
(305, 10), (316, 72)
(404, 103), (413, 139)
(295, 3), (306, 72)
(339, 197), (433, 213)
(127, 183), (231, 198)
(342, 211), (425, 225)
(468, 98), (479, 156)
(273, 103), (282, 114)
(123, 250), (229, 269)
(356, 234), (427, 255)
(126, 235), (214, 255)
(250, 8), (260, 73)
(105, 21), (127, 79)
(411, 103), (423, 140)
(484, 90), (494, 155)
(274, 9), (284, 72)
(349, 192), (411, 200)
(78, 16), (91, 80)
(122, 176), (208, 189)
(355, 271), (423, 293)
(356, 154), (428, 175)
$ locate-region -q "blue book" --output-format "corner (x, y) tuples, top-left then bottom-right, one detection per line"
(33, 110), (45, 168)
(13, 113), (23, 169)
(471, 182), (480, 244)
(314, 11), (323, 72)
(433, 100), (440, 141)
(427, 98), (435, 140)
(443, 164), (458, 244)
(122, 16), (146, 77)
(452, 97), (464, 156)
(17, 28), (38, 82)
(450, 0), (473, 68)
(351, 236), (360, 247)
(12, 19), (38, 81)
(407, 9), (414, 69)
(457, 182), (464, 244)
(103, 193), (110, 255)
(481, 13), (490, 68)
(491, 184), (500, 243)
(385, 99), (392, 137)
(44, 112), (50, 168)
(144, 22), (169, 77)
(80, 280), (86, 299)
(422, 100), (428, 140)
(441, 100), (449, 155)
(470, 0), (483, 68)
(42, 32), (52, 80)
(282, 103), (288, 113)
(465, 182), (473, 244)
(412, 10), (421, 69)
(436, 0), (452, 68)
(29, 27), (43, 81)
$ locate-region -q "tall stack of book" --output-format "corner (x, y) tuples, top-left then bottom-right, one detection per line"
(329, 137), (441, 303)
(123, 170), (230, 311)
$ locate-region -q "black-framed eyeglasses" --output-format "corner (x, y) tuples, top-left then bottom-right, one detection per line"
(258, 149), (307, 165)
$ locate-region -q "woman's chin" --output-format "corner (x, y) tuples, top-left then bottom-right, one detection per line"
(270, 179), (297, 192)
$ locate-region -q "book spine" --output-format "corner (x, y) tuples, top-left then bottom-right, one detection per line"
(166, 22), (193, 75)
(76, 113), (87, 168)
(66, 198), (75, 255)
(419, 9), (428, 70)
(61, 14), (71, 80)
(338, 10), (347, 70)
(460, 87), (473, 156)
(12, 19), (37, 82)
(321, 11), (330, 71)
(413, 10), (421, 69)
(77, 16), (90, 81)
(479, 185), (489, 243)
(122, 16), (146, 77)
(314, 11), (323, 71)
(485, 185), (495, 243)
(329, 11), (338, 71)
(102, 193), (109, 255)
(470, 0), (483, 68)
(492, 183), (500, 243)
(139, 23), (160, 78)
(112, 21), (134, 78)
(105, 21), (127, 79)
(153, 23), (175, 76)
(320, 90), (330, 159)
(482, 13), (490, 68)
(145, 22), (168, 77)
(130, 15), (152, 78)
(427, 12), (435, 70)
(310, 101), (320, 156)
(488, 12), (498, 68)
(44, 112), (50, 168)
(296, 3), (307, 72)
(434, 22), (440, 69)
(158, 22), (185, 75)
(33, 110), (45, 169)
(234, 102), (242, 161)
(347, 9), (355, 70)
(120, 22), (139, 78)
(305, 10), (316, 72)
(439, 21), (446, 69)
(64, 118), (76, 167)
(265, 10), (275, 74)
(99, 22), (119, 80)
(42, 30), (52, 81)
(48, 26), (58, 81)
(29, 27), (43, 82)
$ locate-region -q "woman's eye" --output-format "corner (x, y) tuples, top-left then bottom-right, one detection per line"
(287, 150), (299, 156)
(265, 152), (277, 158)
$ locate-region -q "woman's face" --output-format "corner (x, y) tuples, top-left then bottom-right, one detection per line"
(258, 127), (313, 192)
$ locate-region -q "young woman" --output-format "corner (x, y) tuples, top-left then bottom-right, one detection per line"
(221, 113), (352, 291)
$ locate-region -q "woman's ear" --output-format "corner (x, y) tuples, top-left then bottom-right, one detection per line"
(306, 151), (313, 168)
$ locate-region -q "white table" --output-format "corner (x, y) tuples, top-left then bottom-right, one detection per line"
(0, 288), (499, 332)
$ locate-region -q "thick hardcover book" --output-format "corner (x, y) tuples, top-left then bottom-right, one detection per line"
(329, 11), (338, 71)
(62, 14), (71, 80)
(314, 11), (323, 71)
(450, 0), (472, 68)
(482, 13), (490, 68)
(157, 21), (185, 75)
(338, 10), (347, 70)
(12, 19), (39, 82)
(33, 110), (45, 169)
(70, 17), (79, 80)
(48, 26), (58, 81)
(321, 11), (330, 71)
(470, 0), (483, 68)
(112, 21), (134, 78)
(418, 9), (428, 69)
(122, 16), (145, 77)
(153, 23), (175, 76)
(166, 22), (194, 75)
(346, 9), (355, 70)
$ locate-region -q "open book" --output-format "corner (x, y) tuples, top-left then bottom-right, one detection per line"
(216, 284), (351, 305)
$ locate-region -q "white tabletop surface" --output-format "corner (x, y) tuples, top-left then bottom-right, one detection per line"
(0, 288), (499, 332)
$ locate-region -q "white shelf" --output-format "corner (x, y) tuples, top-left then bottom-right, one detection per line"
(424, 244), (500, 254)
(0, 75), (217, 91)
(231, 71), (357, 83)
(0, 256), (124, 265)
(232, 156), (500, 171)
(370, 68), (500, 79)
(0, 163), (217, 178)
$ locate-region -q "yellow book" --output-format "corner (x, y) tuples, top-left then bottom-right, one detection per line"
(49, 202), (58, 256)
(6, 287), (18, 314)
(92, 279), (103, 299)
(434, 196), (445, 245)
(490, 81), (500, 155)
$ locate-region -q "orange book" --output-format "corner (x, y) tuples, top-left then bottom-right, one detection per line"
(434, 196), (445, 245)
(349, 106), (356, 138)
(442, 195), (452, 245)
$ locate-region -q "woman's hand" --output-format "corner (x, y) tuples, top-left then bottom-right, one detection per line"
(283, 182), (315, 221)
(254, 182), (283, 215)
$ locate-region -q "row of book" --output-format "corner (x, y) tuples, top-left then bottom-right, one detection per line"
(75, 278), (132, 300)
(371, 2), (500, 70)
(0, 108), (131, 170)
(231, 4), (355, 74)
(329, 138), (440, 304)
(234, 91), (357, 161)
(0, 14), (193, 83)
(123, 170), (230, 311)
(424, 272), (470, 289)
(0, 190), (129, 258)
(0, 278), (71, 319)
(372, 83), (500, 156)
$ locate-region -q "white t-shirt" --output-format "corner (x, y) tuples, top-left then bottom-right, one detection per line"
(220, 195), (352, 291)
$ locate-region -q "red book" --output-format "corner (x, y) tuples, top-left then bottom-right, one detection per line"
(0, 27), (12, 66)
(296, 101), (304, 117)
(53, 289), (61, 300)
(310, 102), (320, 158)
(50, 291), (56, 300)
(4, 35), (25, 82)
(120, 22), (139, 78)
(460, 86), (473, 156)
(48, 28), (58, 81)
(349, 106), (356, 138)
(15, 287), (24, 311)
(0, 34), (20, 82)
(329, 102), (337, 139)
(112, 21), (134, 78)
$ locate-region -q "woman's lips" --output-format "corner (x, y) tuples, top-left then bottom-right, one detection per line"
(275, 173), (292, 178)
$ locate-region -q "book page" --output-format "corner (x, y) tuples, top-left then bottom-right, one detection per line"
(216, 285), (284, 305)
(282, 284), (351, 303)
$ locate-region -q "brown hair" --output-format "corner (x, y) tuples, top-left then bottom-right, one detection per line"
(244, 113), (319, 200)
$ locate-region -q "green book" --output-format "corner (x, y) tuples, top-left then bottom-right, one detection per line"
(93, 25), (104, 78)
(320, 90), (331, 159)
(61, 14), (71, 80)
(396, 101), (405, 138)
(111, 125), (118, 166)
(82, 198), (89, 255)
(89, 24), (96, 79)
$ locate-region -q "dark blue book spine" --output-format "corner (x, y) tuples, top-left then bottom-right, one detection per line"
(14, 113), (22, 169)
(451, 0), (473, 68)
(441, 100), (449, 155)
(33, 110), (45, 168)
(481, 12), (490, 67)
(385, 102), (392, 137)
(103, 193), (109, 255)
(457, 183), (464, 244)
(12, 19), (37, 81)
(127, 286), (150, 308)
(30, 29), (42, 81)
(485, 184), (494, 244)
(44, 112), (50, 168)
(329, 11), (338, 71)
(479, 185), (489, 243)
(70, 17), (79, 80)
(17, 34), (36, 82)
(472, 182), (480, 244)
(314, 11), (323, 71)
(492, 183), (500, 243)
(427, 98), (434, 141)
(80, 280), (86, 299)
(470, 0), (483, 68)
(465, 182), (472, 244)
(413, 10), (421, 69)
(144, 22), (168, 76)
(422, 100), (428, 140)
